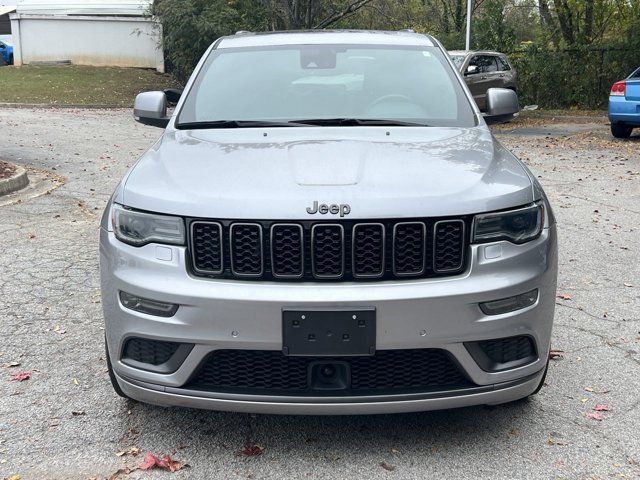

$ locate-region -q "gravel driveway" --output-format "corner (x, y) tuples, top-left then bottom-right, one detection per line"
(0, 108), (639, 480)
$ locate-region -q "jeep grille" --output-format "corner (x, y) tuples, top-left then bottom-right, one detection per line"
(189, 218), (468, 281)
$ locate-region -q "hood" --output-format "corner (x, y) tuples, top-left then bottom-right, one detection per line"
(122, 126), (533, 219)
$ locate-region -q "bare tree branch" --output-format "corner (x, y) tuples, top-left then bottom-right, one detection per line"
(313, 0), (375, 29)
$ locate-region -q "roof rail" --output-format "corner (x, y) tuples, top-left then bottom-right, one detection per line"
(399, 29), (415, 33)
(235, 30), (251, 35)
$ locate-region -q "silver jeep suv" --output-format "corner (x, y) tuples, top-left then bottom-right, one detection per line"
(100, 30), (557, 415)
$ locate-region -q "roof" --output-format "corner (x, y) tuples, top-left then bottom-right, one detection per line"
(0, 6), (16, 16)
(15, 0), (152, 16)
(218, 30), (436, 49)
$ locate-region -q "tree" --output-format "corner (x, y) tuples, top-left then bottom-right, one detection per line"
(473, 0), (516, 51)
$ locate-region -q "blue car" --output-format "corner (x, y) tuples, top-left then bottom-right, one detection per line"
(608, 67), (640, 138)
(0, 38), (13, 66)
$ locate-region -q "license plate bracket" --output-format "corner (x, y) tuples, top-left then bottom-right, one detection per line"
(282, 308), (376, 356)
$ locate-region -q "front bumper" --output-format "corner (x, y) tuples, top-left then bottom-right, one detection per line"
(115, 369), (546, 415)
(100, 224), (557, 414)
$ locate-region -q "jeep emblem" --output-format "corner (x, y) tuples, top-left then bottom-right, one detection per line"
(306, 201), (351, 217)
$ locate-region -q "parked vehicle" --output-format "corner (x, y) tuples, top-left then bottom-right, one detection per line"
(449, 50), (517, 111)
(0, 38), (13, 66)
(101, 30), (557, 415)
(608, 67), (640, 138)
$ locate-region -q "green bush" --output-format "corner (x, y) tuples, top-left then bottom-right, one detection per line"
(509, 43), (640, 109)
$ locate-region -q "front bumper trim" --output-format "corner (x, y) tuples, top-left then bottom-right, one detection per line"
(116, 369), (544, 415)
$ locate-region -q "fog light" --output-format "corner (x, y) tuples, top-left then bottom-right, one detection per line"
(479, 289), (538, 316)
(119, 291), (179, 317)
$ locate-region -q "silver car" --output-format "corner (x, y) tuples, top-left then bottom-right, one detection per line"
(100, 30), (557, 415)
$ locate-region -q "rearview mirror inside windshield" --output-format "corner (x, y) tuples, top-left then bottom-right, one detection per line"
(301, 48), (338, 69)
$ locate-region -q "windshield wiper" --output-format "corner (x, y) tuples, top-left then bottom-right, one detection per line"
(289, 118), (429, 127)
(176, 120), (308, 130)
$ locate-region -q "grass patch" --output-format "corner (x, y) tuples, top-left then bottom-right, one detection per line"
(0, 65), (180, 106)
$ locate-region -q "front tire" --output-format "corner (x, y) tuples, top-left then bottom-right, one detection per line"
(611, 123), (633, 138)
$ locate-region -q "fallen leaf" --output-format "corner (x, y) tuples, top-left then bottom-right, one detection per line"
(547, 438), (568, 446)
(380, 461), (396, 472)
(556, 293), (572, 300)
(7, 361), (21, 367)
(139, 453), (160, 469)
(71, 410), (85, 416)
(116, 446), (140, 457)
(238, 444), (264, 457)
(593, 404), (610, 412)
(549, 349), (564, 360)
(72, 378), (79, 385)
(107, 467), (134, 480)
(584, 387), (594, 392)
(139, 452), (187, 472)
(10, 371), (30, 382)
(623, 283), (634, 287)
(586, 411), (605, 421)
(7, 475), (20, 480)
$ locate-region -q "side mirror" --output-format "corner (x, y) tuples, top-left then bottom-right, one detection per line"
(465, 65), (479, 76)
(485, 88), (519, 123)
(133, 91), (169, 128)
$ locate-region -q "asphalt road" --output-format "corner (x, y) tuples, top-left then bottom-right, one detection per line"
(0, 109), (639, 480)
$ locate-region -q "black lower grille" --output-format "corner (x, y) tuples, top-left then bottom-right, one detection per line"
(465, 335), (537, 372)
(122, 338), (181, 365)
(479, 336), (536, 364)
(185, 349), (472, 395)
(189, 217), (470, 282)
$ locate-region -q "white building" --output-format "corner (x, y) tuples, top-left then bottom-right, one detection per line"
(10, 0), (164, 71)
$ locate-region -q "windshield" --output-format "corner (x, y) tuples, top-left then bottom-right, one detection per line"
(449, 55), (465, 69)
(177, 44), (475, 128)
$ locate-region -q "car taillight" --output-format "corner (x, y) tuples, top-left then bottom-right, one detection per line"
(610, 81), (626, 96)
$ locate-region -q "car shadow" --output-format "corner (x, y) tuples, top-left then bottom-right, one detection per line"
(122, 398), (536, 458)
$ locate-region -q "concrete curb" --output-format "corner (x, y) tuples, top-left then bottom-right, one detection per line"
(0, 102), (126, 109)
(0, 165), (29, 196)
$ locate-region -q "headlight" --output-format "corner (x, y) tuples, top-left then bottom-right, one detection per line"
(112, 204), (185, 246)
(473, 203), (543, 244)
